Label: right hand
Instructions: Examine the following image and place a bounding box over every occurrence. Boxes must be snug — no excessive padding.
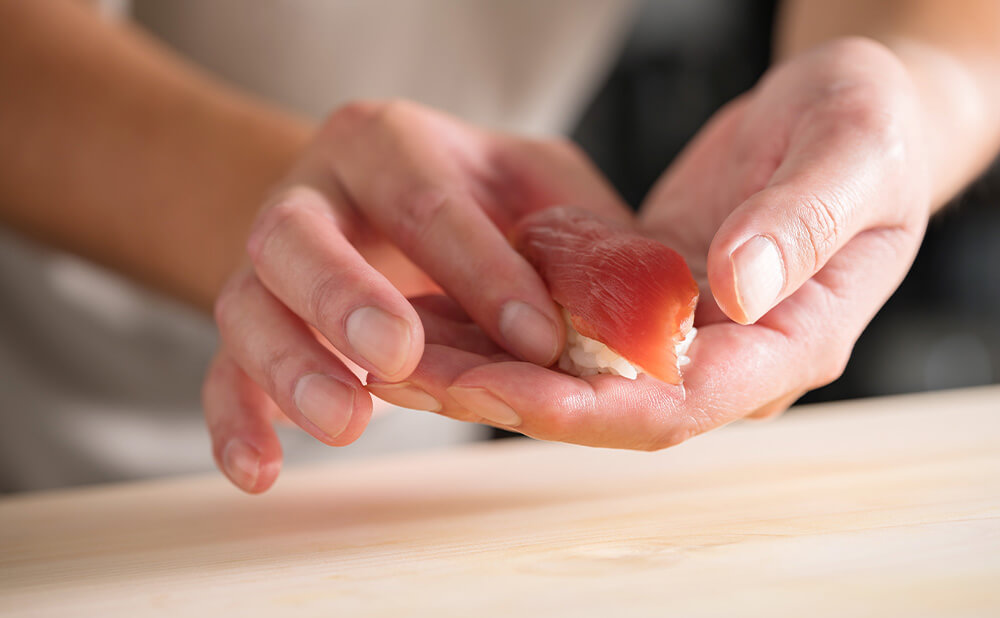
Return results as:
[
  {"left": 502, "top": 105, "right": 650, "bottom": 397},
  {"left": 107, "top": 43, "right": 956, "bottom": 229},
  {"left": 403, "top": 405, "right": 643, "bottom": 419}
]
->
[{"left": 202, "top": 100, "right": 629, "bottom": 493}]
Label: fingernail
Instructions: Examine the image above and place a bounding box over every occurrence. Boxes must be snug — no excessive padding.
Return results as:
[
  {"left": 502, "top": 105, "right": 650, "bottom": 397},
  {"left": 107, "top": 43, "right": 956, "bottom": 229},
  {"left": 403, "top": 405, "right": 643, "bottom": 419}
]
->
[
  {"left": 366, "top": 382, "right": 442, "bottom": 412},
  {"left": 346, "top": 306, "right": 412, "bottom": 377},
  {"left": 499, "top": 300, "right": 559, "bottom": 365},
  {"left": 447, "top": 386, "right": 521, "bottom": 427},
  {"left": 222, "top": 439, "right": 260, "bottom": 490},
  {"left": 731, "top": 235, "right": 785, "bottom": 324},
  {"left": 294, "top": 373, "right": 355, "bottom": 439}
]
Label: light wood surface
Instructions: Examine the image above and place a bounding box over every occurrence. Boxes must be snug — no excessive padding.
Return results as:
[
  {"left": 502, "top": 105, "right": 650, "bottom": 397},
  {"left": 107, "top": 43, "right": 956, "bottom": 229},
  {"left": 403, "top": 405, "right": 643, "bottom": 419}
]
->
[{"left": 2, "top": 386, "right": 999, "bottom": 617}]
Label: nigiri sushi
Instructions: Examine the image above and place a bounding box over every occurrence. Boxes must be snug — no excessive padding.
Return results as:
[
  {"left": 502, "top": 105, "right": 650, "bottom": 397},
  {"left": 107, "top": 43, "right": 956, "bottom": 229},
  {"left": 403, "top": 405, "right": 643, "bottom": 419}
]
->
[{"left": 511, "top": 207, "right": 699, "bottom": 385}]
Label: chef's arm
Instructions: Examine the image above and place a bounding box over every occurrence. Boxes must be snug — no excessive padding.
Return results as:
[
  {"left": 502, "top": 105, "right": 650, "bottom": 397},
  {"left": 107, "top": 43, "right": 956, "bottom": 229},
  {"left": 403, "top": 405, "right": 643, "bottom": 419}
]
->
[
  {"left": 0, "top": 0, "right": 311, "bottom": 310},
  {"left": 777, "top": 0, "right": 1000, "bottom": 209}
]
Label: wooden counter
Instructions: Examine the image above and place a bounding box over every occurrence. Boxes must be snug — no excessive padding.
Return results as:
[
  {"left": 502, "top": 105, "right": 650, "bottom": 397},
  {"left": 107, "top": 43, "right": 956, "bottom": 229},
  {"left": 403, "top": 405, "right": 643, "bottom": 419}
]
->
[{"left": 2, "top": 386, "right": 998, "bottom": 617}]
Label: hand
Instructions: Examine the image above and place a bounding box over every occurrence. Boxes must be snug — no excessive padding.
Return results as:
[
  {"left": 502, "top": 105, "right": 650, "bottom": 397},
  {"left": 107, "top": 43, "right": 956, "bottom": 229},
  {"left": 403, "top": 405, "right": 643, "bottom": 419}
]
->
[
  {"left": 202, "top": 100, "right": 630, "bottom": 492},
  {"left": 394, "top": 38, "right": 931, "bottom": 448}
]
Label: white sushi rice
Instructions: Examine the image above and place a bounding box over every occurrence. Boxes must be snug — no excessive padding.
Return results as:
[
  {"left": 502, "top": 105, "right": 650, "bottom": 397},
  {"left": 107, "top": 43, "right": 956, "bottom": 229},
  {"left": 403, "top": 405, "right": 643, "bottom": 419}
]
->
[{"left": 557, "top": 309, "right": 696, "bottom": 380}]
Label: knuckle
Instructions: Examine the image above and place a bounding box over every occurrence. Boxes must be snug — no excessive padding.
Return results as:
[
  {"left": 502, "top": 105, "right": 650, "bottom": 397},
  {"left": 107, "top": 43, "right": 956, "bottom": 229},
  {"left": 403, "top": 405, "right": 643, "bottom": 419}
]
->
[
  {"left": 793, "top": 190, "right": 844, "bottom": 272},
  {"left": 322, "top": 99, "right": 386, "bottom": 135},
  {"left": 325, "top": 98, "right": 425, "bottom": 138},
  {"left": 823, "top": 37, "right": 910, "bottom": 86},
  {"left": 213, "top": 272, "right": 256, "bottom": 331},
  {"left": 377, "top": 98, "right": 421, "bottom": 122},
  {"left": 305, "top": 271, "right": 348, "bottom": 328},
  {"left": 823, "top": 36, "right": 892, "bottom": 60},
  {"left": 814, "top": 75, "right": 907, "bottom": 161},
  {"left": 393, "top": 185, "right": 458, "bottom": 249},
  {"left": 260, "top": 346, "right": 296, "bottom": 398},
  {"left": 247, "top": 187, "right": 320, "bottom": 264},
  {"left": 832, "top": 93, "right": 902, "bottom": 152}
]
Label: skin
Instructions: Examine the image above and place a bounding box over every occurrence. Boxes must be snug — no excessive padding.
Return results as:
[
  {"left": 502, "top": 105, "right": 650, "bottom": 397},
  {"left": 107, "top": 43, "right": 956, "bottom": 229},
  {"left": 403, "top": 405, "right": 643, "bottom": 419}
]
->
[
  {"left": 2, "top": 1, "right": 999, "bottom": 492},
  {"left": 208, "top": 105, "right": 630, "bottom": 491},
  {"left": 378, "top": 12, "right": 1000, "bottom": 449},
  {"left": 0, "top": 0, "right": 310, "bottom": 308},
  {"left": 408, "top": 39, "right": 941, "bottom": 448}
]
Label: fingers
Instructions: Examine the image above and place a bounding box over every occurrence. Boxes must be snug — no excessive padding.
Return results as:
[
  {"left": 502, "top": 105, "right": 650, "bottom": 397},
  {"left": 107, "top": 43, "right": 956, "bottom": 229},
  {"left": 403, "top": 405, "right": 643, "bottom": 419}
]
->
[
  {"left": 707, "top": 90, "right": 923, "bottom": 324},
  {"left": 364, "top": 304, "right": 808, "bottom": 449},
  {"left": 365, "top": 300, "right": 505, "bottom": 420},
  {"left": 450, "top": 365, "right": 683, "bottom": 450},
  {"left": 323, "top": 102, "right": 566, "bottom": 366},
  {"left": 202, "top": 350, "right": 283, "bottom": 493},
  {"left": 409, "top": 224, "right": 920, "bottom": 450},
  {"left": 435, "top": 320, "right": 809, "bottom": 449},
  {"left": 251, "top": 100, "right": 632, "bottom": 372},
  {"left": 214, "top": 268, "right": 373, "bottom": 447},
  {"left": 442, "top": 322, "right": 790, "bottom": 450},
  {"left": 409, "top": 295, "right": 503, "bottom": 356},
  {"left": 247, "top": 185, "right": 424, "bottom": 382},
  {"left": 366, "top": 344, "right": 499, "bottom": 424}
]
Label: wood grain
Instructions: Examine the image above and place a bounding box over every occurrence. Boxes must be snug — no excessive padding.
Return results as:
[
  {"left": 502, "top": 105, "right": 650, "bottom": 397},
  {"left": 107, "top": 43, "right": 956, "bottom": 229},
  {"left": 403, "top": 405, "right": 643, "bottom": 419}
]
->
[{"left": 1, "top": 386, "right": 998, "bottom": 617}]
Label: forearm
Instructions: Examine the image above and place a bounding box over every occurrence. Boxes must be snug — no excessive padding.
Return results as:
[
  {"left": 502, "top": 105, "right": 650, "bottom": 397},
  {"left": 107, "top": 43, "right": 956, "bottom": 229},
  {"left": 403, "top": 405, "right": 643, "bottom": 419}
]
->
[
  {"left": 0, "top": 0, "right": 311, "bottom": 310},
  {"left": 776, "top": 0, "right": 1000, "bottom": 210}
]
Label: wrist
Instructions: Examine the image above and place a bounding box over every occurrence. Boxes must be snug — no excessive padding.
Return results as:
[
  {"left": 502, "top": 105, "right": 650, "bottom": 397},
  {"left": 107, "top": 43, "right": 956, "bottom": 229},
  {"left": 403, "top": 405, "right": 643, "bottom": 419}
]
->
[
  {"left": 812, "top": 36, "right": 1000, "bottom": 212},
  {"left": 194, "top": 98, "right": 312, "bottom": 310},
  {"left": 882, "top": 38, "right": 1000, "bottom": 211}
]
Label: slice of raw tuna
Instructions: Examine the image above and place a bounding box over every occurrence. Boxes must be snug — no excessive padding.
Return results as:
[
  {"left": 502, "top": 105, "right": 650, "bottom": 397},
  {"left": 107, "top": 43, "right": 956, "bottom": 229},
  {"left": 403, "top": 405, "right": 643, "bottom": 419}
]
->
[{"left": 511, "top": 206, "right": 699, "bottom": 385}]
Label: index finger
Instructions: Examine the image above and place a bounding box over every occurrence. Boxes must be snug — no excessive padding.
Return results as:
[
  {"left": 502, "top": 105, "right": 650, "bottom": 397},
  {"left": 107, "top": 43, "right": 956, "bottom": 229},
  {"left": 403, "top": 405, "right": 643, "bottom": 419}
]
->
[{"left": 324, "top": 102, "right": 568, "bottom": 367}]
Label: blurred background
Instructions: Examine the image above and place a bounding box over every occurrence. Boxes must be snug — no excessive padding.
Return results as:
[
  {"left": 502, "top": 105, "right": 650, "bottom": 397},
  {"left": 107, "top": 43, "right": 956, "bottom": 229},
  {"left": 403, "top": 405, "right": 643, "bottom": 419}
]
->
[{"left": 571, "top": 0, "right": 1000, "bottom": 406}]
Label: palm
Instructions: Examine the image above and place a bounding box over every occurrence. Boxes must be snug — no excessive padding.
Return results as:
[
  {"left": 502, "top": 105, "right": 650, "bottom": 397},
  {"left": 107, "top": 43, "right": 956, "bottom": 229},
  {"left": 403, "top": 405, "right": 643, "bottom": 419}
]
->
[{"left": 386, "top": 41, "right": 931, "bottom": 448}]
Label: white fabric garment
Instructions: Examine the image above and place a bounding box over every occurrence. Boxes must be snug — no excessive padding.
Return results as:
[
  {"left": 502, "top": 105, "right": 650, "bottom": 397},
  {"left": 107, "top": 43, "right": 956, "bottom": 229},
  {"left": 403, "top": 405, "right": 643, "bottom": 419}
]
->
[{"left": 0, "top": 0, "right": 636, "bottom": 492}]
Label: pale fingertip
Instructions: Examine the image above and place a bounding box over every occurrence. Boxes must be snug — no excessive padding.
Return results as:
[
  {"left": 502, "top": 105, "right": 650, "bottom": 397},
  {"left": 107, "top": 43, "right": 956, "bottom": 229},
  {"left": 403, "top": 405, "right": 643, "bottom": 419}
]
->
[
  {"left": 345, "top": 306, "right": 415, "bottom": 379},
  {"left": 498, "top": 300, "right": 561, "bottom": 366},
  {"left": 293, "top": 373, "right": 356, "bottom": 441},
  {"left": 222, "top": 439, "right": 261, "bottom": 493},
  {"left": 366, "top": 381, "right": 443, "bottom": 412},
  {"left": 446, "top": 386, "right": 522, "bottom": 427},
  {"left": 730, "top": 235, "right": 785, "bottom": 324}
]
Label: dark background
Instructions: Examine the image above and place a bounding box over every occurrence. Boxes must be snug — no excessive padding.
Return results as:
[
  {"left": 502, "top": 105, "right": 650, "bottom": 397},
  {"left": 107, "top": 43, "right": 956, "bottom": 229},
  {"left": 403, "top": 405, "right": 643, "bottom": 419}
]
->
[{"left": 560, "top": 0, "right": 999, "bottom": 420}]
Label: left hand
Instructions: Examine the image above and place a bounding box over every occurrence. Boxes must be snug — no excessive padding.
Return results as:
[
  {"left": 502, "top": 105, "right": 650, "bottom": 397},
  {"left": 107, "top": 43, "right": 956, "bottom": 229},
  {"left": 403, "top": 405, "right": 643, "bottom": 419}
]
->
[{"left": 380, "top": 38, "right": 933, "bottom": 448}]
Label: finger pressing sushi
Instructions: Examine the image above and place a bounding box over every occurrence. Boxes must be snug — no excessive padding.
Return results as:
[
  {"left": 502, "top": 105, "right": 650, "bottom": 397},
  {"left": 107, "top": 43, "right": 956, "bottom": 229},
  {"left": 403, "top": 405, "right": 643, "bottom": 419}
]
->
[
  {"left": 323, "top": 106, "right": 570, "bottom": 368},
  {"left": 703, "top": 90, "right": 920, "bottom": 326},
  {"left": 511, "top": 206, "right": 700, "bottom": 385},
  {"left": 439, "top": 221, "right": 919, "bottom": 450},
  {"left": 247, "top": 185, "right": 425, "bottom": 383}
]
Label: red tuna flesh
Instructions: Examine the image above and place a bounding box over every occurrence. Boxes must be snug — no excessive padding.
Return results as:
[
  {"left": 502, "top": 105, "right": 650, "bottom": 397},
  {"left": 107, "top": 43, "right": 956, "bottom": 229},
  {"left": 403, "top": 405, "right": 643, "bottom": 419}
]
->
[{"left": 512, "top": 206, "right": 699, "bottom": 384}]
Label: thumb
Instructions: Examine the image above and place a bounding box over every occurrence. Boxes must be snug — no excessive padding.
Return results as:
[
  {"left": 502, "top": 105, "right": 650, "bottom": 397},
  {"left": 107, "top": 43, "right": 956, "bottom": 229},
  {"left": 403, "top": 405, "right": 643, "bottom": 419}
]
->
[{"left": 707, "top": 102, "right": 917, "bottom": 324}]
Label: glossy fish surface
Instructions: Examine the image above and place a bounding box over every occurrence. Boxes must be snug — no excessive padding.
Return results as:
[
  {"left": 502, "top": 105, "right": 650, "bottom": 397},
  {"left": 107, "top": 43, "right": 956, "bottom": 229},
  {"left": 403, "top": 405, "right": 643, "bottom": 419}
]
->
[{"left": 512, "top": 207, "right": 699, "bottom": 384}]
